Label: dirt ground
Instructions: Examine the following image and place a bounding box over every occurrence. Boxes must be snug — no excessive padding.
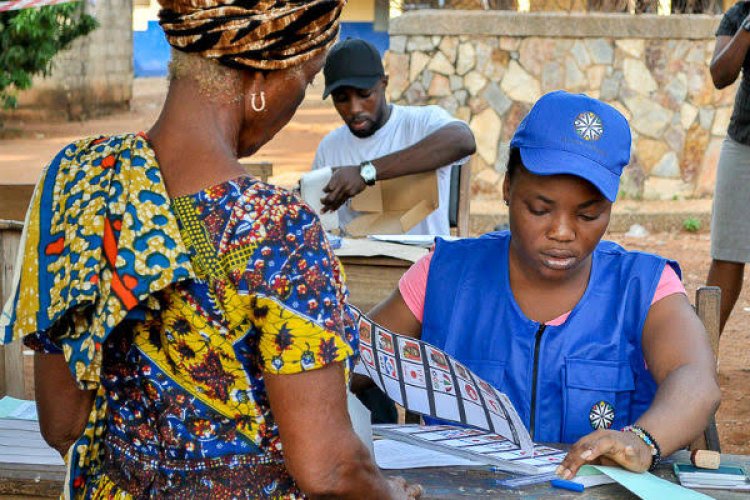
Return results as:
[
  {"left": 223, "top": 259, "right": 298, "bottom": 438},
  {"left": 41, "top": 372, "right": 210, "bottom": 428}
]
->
[
  {"left": 0, "top": 77, "right": 335, "bottom": 186},
  {"left": 1, "top": 77, "right": 748, "bottom": 454},
  {"left": 613, "top": 233, "right": 750, "bottom": 454}
]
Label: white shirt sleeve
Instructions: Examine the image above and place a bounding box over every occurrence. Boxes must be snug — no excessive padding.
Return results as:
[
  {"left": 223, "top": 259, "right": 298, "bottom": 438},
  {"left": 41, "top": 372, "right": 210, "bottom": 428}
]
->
[
  {"left": 312, "top": 136, "right": 331, "bottom": 170},
  {"left": 412, "top": 106, "right": 471, "bottom": 167},
  {"left": 311, "top": 143, "right": 325, "bottom": 171},
  {"left": 418, "top": 105, "right": 465, "bottom": 136}
]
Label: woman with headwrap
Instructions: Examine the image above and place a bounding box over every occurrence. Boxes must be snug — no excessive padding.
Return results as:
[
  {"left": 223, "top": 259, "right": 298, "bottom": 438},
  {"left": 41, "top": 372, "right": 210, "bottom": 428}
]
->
[{"left": 0, "top": 1, "right": 420, "bottom": 498}]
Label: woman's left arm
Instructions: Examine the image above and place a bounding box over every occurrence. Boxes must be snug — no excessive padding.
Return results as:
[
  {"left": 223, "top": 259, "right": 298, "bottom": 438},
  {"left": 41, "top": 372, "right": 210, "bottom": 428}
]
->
[
  {"left": 558, "top": 293, "right": 721, "bottom": 478},
  {"left": 34, "top": 353, "right": 96, "bottom": 456},
  {"left": 633, "top": 293, "right": 721, "bottom": 455}
]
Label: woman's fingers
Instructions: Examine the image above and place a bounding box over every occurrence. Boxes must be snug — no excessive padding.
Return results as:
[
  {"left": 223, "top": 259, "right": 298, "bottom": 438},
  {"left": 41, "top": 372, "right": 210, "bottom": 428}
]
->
[
  {"left": 387, "top": 477, "right": 423, "bottom": 500},
  {"left": 321, "top": 185, "right": 344, "bottom": 212},
  {"left": 406, "top": 483, "right": 424, "bottom": 499},
  {"left": 557, "top": 431, "right": 626, "bottom": 478},
  {"left": 557, "top": 430, "right": 651, "bottom": 479},
  {"left": 558, "top": 431, "right": 616, "bottom": 479}
]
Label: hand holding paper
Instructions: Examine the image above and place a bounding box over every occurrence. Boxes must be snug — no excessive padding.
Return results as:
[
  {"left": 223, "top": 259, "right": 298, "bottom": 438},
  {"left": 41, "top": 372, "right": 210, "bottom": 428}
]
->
[
  {"left": 556, "top": 429, "right": 653, "bottom": 480},
  {"left": 299, "top": 168, "right": 340, "bottom": 231},
  {"left": 321, "top": 166, "right": 367, "bottom": 212},
  {"left": 352, "top": 307, "right": 533, "bottom": 452}
]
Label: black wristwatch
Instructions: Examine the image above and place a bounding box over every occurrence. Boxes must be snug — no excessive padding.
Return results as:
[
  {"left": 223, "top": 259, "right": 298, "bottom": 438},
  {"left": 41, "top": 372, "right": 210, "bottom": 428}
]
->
[{"left": 742, "top": 16, "right": 750, "bottom": 33}]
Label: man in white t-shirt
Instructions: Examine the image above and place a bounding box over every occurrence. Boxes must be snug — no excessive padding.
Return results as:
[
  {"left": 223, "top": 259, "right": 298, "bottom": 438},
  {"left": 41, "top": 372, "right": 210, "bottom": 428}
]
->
[{"left": 312, "top": 38, "right": 476, "bottom": 235}]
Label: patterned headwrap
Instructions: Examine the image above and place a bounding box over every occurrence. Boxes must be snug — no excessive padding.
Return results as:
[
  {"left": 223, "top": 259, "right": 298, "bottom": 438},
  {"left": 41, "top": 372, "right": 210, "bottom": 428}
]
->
[{"left": 158, "top": 0, "right": 345, "bottom": 71}]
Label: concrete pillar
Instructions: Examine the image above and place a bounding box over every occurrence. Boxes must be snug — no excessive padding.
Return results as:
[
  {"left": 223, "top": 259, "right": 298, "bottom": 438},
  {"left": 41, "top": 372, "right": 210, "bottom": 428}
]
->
[{"left": 11, "top": 0, "right": 134, "bottom": 121}]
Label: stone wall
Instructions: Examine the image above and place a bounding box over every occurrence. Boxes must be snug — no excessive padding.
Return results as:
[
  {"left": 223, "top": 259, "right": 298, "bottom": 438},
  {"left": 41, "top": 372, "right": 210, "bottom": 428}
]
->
[
  {"left": 9, "top": 0, "right": 133, "bottom": 121},
  {"left": 385, "top": 11, "right": 733, "bottom": 200}
]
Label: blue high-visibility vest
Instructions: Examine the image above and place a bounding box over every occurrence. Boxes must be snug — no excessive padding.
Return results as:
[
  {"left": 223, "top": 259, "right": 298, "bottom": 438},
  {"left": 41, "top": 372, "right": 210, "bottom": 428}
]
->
[{"left": 421, "top": 231, "right": 679, "bottom": 443}]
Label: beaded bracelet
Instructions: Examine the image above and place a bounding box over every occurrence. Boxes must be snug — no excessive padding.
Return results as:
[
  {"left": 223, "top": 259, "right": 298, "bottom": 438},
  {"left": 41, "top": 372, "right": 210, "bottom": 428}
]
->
[{"left": 622, "top": 424, "right": 662, "bottom": 471}]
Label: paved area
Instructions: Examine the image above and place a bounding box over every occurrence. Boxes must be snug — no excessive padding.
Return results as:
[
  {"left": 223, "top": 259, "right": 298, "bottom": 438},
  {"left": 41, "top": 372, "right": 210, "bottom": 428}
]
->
[{"left": 1, "top": 77, "right": 713, "bottom": 235}]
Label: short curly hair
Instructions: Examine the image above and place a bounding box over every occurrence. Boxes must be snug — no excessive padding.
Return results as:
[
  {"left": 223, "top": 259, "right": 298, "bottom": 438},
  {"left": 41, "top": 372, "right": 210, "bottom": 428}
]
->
[
  {"left": 168, "top": 49, "right": 308, "bottom": 103},
  {"left": 168, "top": 49, "right": 241, "bottom": 102}
]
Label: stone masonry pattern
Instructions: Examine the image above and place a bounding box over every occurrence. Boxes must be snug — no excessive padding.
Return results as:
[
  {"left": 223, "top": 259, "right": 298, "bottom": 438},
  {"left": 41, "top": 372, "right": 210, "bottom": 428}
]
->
[{"left": 386, "top": 13, "right": 736, "bottom": 200}]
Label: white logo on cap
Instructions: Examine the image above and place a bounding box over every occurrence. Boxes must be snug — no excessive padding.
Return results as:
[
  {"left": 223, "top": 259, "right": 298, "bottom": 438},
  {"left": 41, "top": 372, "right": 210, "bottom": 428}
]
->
[{"left": 574, "top": 112, "right": 603, "bottom": 141}]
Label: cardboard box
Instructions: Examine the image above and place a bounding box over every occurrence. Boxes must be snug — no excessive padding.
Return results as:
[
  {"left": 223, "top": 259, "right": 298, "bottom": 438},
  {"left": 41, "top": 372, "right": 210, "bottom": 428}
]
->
[{"left": 346, "top": 171, "right": 438, "bottom": 236}]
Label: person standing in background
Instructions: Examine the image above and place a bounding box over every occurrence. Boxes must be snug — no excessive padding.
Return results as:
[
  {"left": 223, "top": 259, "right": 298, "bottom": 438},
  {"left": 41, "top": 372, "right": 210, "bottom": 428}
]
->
[{"left": 707, "top": 1, "right": 750, "bottom": 334}]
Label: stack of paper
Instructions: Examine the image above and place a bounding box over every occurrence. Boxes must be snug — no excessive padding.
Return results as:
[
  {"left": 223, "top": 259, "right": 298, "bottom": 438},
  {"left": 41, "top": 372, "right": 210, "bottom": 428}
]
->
[
  {"left": 0, "top": 396, "right": 37, "bottom": 420},
  {"left": 675, "top": 463, "right": 750, "bottom": 491},
  {"left": 0, "top": 396, "right": 64, "bottom": 467},
  {"left": 367, "top": 235, "right": 460, "bottom": 247},
  {"left": 374, "top": 424, "right": 565, "bottom": 475}
]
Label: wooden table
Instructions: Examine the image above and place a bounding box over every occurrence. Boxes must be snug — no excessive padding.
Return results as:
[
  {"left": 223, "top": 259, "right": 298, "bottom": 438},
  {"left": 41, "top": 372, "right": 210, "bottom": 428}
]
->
[
  {"left": 0, "top": 463, "right": 64, "bottom": 498},
  {"left": 239, "top": 160, "right": 273, "bottom": 182},
  {"left": 383, "top": 450, "right": 750, "bottom": 499},
  {"left": 5, "top": 450, "right": 747, "bottom": 498},
  {"left": 335, "top": 239, "right": 428, "bottom": 313},
  {"left": 337, "top": 255, "right": 415, "bottom": 312}
]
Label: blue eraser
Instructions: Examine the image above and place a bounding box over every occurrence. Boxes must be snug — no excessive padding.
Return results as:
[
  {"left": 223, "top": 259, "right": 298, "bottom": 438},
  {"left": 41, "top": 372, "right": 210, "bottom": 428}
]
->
[
  {"left": 326, "top": 233, "right": 342, "bottom": 249},
  {"left": 550, "top": 479, "right": 585, "bottom": 492}
]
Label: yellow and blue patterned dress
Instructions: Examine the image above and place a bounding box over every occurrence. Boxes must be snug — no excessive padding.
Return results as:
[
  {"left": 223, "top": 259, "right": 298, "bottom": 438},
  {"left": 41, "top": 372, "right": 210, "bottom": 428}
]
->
[{"left": 1, "top": 133, "right": 356, "bottom": 498}]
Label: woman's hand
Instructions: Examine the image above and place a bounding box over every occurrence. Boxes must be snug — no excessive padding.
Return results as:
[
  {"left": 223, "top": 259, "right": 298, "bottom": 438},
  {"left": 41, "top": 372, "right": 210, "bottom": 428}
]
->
[
  {"left": 556, "top": 429, "right": 652, "bottom": 480},
  {"left": 386, "top": 477, "right": 423, "bottom": 499}
]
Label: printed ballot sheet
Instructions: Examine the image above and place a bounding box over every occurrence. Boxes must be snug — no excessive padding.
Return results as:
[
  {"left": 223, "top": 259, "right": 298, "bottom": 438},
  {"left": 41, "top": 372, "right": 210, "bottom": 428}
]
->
[
  {"left": 374, "top": 424, "right": 566, "bottom": 475},
  {"left": 354, "top": 309, "right": 534, "bottom": 452}
]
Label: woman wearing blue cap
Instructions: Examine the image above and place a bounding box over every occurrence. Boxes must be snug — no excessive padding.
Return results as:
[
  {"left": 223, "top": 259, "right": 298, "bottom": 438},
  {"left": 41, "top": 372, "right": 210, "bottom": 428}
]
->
[{"left": 369, "top": 91, "right": 720, "bottom": 478}]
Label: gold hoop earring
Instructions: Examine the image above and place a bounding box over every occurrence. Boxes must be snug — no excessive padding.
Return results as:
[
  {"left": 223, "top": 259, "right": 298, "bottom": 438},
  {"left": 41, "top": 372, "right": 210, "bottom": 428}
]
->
[{"left": 250, "top": 91, "right": 266, "bottom": 112}]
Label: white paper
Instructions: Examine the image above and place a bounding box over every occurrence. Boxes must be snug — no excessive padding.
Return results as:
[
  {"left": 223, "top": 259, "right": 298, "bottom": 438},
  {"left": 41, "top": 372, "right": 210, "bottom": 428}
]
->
[
  {"left": 0, "top": 396, "right": 38, "bottom": 420},
  {"left": 374, "top": 439, "right": 483, "bottom": 469},
  {"left": 368, "top": 234, "right": 460, "bottom": 247},
  {"left": 374, "top": 424, "right": 565, "bottom": 475},
  {"left": 576, "top": 474, "right": 617, "bottom": 488},
  {"left": 0, "top": 418, "right": 64, "bottom": 466},
  {"left": 335, "top": 238, "right": 428, "bottom": 263},
  {"left": 347, "top": 391, "right": 374, "bottom": 458},
  {"left": 300, "top": 167, "right": 340, "bottom": 231}
]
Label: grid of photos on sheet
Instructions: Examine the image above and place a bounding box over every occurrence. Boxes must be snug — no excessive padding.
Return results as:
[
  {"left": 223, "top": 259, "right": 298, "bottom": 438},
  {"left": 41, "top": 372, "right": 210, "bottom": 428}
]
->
[
  {"left": 353, "top": 308, "right": 533, "bottom": 452},
  {"left": 375, "top": 424, "right": 566, "bottom": 473}
]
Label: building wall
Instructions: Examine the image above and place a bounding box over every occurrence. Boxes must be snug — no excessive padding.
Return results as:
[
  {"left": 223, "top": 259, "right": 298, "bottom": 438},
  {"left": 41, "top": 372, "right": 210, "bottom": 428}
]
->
[
  {"left": 132, "top": 0, "right": 388, "bottom": 77},
  {"left": 11, "top": 0, "right": 134, "bottom": 121},
  {"left": 342, "top": 0, "right": 376, "bottom": 21},
  {"left": 386, "top": 11, "right": 731, "bottom": 200}
]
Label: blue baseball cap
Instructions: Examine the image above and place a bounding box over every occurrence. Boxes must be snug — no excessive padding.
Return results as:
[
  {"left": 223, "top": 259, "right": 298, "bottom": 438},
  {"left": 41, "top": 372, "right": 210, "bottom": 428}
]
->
[{"left": 509, "top": 90, "right": 631, "bottom": 202}]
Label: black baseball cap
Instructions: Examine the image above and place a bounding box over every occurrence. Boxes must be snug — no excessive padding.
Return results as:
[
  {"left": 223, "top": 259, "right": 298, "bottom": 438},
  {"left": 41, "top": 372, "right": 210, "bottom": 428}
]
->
[{"left": 323, "top": 38, "right": 384, "bottom": 99}]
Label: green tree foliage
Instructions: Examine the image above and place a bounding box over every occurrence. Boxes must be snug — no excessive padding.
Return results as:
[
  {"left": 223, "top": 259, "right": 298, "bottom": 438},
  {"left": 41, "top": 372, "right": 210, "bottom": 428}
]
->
[{"left": 0, "top": 2, "right": 97, "bottom": 109}]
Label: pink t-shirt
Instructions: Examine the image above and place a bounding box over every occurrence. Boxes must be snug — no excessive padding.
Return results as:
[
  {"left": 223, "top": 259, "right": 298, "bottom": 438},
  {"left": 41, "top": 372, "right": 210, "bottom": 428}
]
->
[{"left": 398, "top": 251, "right": 686, "bottom": 325}]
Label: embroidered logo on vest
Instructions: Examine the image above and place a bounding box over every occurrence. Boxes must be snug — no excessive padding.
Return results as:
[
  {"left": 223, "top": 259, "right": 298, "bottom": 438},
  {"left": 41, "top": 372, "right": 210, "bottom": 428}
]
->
[{"left": 589, "top": 400, "right": 615, "bottom": 430}]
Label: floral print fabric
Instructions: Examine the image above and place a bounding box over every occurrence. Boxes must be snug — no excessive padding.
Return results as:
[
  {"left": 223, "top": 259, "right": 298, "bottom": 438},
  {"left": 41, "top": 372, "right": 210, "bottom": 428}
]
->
[{"left": 7, "top": 135, "right": 357, "bottom": 498}]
